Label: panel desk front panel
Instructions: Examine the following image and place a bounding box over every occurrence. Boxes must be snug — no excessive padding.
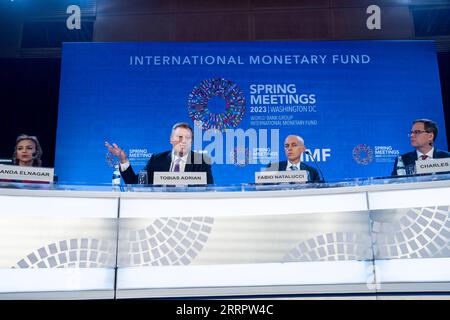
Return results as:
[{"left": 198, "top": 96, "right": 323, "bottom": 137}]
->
[
  {"left": 0, "top": 188, "right": 119, "bottom": 299},
  {"left": 117, "top": 189, "right": 373, "bottom": 298}
]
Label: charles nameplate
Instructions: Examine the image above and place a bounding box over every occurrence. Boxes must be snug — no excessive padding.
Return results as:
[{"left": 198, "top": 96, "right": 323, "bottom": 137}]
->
[
  {"left": 0, "top": 164, "right": 54, "bottom": 183},
  {"left": 415, "top": 158, "right": 450, "bottom": 174},
  {"left": 255, "top": 170, "right": 308, "bottom": 184},
  {"left": 153, "top": 172, "right": 207, "bottom": 185}
]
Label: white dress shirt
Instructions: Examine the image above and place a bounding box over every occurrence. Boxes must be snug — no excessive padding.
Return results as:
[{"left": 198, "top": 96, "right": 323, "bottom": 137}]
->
[
  {"left": 119, "top": 150, "right": 189, "bottom": 172},
  {"left": 416, "top": 147, "right": 434, "bottom": 161},
  {"left": 287, "top": 160, "right": 301, "bottom": 171}
]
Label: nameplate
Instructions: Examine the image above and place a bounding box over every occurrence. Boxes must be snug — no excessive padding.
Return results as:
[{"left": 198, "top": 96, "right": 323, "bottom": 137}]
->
[
  {"left": 415, "top": 158, "right": 450, "bottom": 174},
  {"left": 0, "top": 164, "right": 54, "bottom": 183},
  {"left": 255, "top": 171, "right": 308, "bottom": 184},
  {"left": 153, "top": 172, "right": 207, "bottom": 185}
]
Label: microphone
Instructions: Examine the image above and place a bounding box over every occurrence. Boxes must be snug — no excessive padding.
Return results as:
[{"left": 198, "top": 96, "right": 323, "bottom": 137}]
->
[
  {"left": 32, "top": 152, "right": 37, "bottom": 159},
  {"left": 305, "top": 150, "right": 325, "bottom": 183}
]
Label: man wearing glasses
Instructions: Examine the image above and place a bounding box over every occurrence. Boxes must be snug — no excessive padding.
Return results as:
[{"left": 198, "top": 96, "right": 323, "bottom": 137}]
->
[
  {"left": 105, "top": 122, "right": 214, "bottom": 184},
  {"left": 266, "top": 135, "right": 321, "bottom": 182},
  {"left": 392, "top": 119, "right": 450, "bottom": 176}
]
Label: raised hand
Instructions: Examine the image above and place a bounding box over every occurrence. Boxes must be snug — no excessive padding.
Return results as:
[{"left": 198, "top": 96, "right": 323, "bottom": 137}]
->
[{"left": 105, "top": 141, "right": 129, "bottom": 164}]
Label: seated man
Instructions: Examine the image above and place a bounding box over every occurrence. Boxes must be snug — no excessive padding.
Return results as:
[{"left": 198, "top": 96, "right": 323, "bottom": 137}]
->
[
  {"left": 392, "top": 118, "right": 450, "bottom": 176},
  {"left": 105, "top": 122, "right": 214, "bottom": 184},
  {"left": 266, "top": 135, "right": 321, "bottom": 183}
]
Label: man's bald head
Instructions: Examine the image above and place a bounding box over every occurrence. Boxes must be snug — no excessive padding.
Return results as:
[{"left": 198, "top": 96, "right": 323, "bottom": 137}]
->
[{"left": 284, "top": 135, "right": 306, "bottom": 163}]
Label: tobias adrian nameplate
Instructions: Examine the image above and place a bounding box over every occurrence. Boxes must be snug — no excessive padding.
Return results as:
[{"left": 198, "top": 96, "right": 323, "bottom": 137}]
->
[{"left": 153, "top": 172, "right": 207, "bottom": 185}]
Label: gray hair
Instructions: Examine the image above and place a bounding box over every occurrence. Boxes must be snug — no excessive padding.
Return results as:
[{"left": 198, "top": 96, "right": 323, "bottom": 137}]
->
[{"left": 171, "top": 122, "right": 194, "bottom": 138}]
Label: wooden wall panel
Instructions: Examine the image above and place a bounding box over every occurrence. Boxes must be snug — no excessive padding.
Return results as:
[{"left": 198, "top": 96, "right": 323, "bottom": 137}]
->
[
  {"left": 175, "top": 13, "right": 250, "bottom": 41},
  {"left": 94, "top": 15, "right": 174, "bottom": 41},
  {"left": 331, "top": 0, "right": 411, "bottom": 8},
  {"left": 333, "top": 7, "right": 413, "bottom": 39},
  {"left": 93, "top": 0, "right": 416, "bottom": 41},
  {"left": 97, "top": 0, "right": 173, "bottom": 15},
  {"left": 254, "top": 10, "right": 331, "bottom": 40},
  {"left": 252, "top": 0, "right": 330, "bottom": 9},
  {"left": 173, "top": 0, "right": 250, "bottom": 12}
]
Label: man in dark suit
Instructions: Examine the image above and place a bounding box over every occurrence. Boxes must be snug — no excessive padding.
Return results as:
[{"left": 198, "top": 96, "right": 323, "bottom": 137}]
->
[
  {"left": 105, "top": 122, "right": 213, "bottom": 184},
  {"left": 392, "top": 119, "right": 450, "bottom": 176},
  {"left": 266, "top": 135, "right": 321, "bottom": 183}
]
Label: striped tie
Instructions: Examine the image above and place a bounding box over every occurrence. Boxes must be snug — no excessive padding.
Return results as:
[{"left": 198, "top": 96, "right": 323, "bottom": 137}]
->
[
  {"left": 290, "top": 165, "right": 298, "bottom": 171},
  {"left": 420, "top": 155, "right": 428, "bottom": 160}
]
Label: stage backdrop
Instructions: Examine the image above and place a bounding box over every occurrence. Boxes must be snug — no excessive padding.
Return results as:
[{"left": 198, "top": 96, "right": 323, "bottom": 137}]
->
[{"left": 55, "top": 41, "right": 447, "bottom": 185}]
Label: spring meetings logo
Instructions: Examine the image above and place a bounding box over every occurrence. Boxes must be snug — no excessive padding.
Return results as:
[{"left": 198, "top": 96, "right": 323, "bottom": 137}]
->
[
  {"left": 353, "top": 144, "right": 400, "bottom": 165},
  {"left": 188, "top": 78, "right": 246, "bottom": 131},
  {"left": 352, "top": 144, "right": 374, "bottom": 165}
]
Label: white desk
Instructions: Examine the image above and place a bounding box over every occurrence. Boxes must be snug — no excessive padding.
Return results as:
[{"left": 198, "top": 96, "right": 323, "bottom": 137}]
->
[
  {"left": 0, "top": 186, "right": 119, "bottom": 299},
  {"left": 0, "top": 175, "right": 449, "bottom": 299}
]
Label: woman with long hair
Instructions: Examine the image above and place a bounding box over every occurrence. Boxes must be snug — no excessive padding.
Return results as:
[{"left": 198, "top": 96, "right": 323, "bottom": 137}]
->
[{"left": 12, "top": 134, "right": 43, "bottom": 167}]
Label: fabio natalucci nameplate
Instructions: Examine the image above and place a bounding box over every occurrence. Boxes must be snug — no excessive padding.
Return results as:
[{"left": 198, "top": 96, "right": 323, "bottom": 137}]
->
[
  {"left": 415, "top": 158, "right": 450, "bottom": 174},
  {"left": 255, "top": 171, "right": 308, "bottom": 184},
  {"left": 153, "top": 172, "right": 207, "bottom": 185},
  {"left": 0, "top": 164, "right": 54, "bottom": 183}
]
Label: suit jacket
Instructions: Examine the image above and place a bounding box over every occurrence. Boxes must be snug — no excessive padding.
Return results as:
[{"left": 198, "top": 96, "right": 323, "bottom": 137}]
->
[
  {"left": 391, "top": 149, "right": 450, "bottom": 176},
  {"left": 120, "top": 150, "right": 214, "bottom": 185},
  {"left": 266, "top": 161, "right": 322, "bottom": 183}
]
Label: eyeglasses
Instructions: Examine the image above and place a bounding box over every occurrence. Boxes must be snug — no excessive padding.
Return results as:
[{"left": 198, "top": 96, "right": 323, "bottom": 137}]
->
[{"left": 408, "top": 130, "right": 429, "bottom": 137}]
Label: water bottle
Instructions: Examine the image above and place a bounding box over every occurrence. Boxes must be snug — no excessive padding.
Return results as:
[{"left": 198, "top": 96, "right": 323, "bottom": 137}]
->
[
  {"left": 396, "top": 156, "right": 406, "bottom": 176},
  {"left": 112, "top": 164, "right": 121, "bottom": 186},
  {"left": 138, "top": 170, "right": 148, "bottom": 185}
]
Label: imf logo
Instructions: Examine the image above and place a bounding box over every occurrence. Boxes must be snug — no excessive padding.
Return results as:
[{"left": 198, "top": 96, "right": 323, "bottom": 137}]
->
[
  {"left": 188, "top": 78, "right": 246, "bottom": 131},
  {"left": 352, "top": 144, "right": 374, "bottom": 165}
]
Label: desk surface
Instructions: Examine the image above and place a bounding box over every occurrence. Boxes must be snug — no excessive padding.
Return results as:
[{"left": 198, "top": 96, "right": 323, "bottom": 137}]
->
[{"left": 1, "top": 173, "right": 450, "bottom": 199}]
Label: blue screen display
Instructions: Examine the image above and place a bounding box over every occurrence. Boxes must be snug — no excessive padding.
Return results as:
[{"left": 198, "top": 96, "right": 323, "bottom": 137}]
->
[{"left": 55, "top": 41, "right": 447, "bottom": 185}]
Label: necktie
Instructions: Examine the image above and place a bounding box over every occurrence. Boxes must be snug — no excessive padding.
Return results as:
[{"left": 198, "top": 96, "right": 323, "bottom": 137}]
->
[
  {"left": 420, "top": 155, "right": 428, "bottom": 160},
  {"left": 173, "top": 158, "right": 181, "bottom": 172},
  {"left": 290, "top": 165, "right": 298, "bottom": 171}
]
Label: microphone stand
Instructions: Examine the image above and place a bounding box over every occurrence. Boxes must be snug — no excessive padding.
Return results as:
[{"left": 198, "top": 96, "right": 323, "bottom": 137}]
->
[{"left": 305, "top": 150, "right": 325, "bottom": 183}]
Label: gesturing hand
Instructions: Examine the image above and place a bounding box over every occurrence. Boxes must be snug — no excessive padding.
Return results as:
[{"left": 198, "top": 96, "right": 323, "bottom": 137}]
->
[{"left": 105, "top": 141, "right": 129, "bottom": 164}]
